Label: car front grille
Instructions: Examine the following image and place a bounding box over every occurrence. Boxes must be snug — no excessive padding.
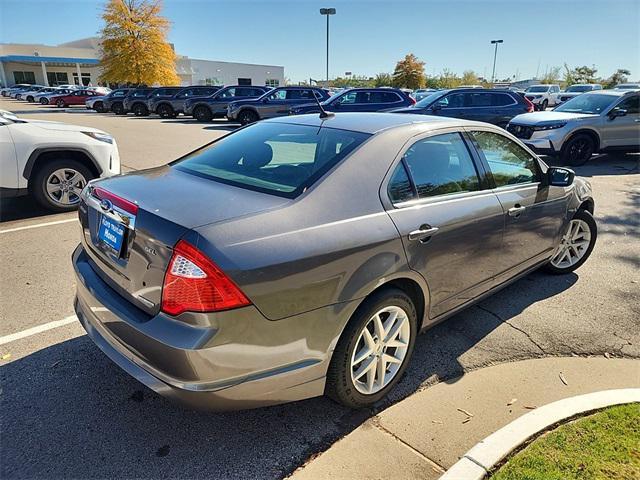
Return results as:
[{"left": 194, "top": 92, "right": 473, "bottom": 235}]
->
[{"left": 507, "top": 124, "right": 534, "bottom": 140}]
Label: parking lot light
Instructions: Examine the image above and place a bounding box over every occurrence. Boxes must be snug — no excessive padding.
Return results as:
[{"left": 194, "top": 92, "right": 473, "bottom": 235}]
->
[
  {"left": 490, "top": 39, "right": 504, "bottom": 85},
  {"left": 320, "top": 8, "right": 336, "bottom": 83}
]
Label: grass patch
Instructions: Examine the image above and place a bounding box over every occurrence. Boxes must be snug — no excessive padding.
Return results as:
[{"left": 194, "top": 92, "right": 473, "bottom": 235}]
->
[{"left": 491, "top": 403, "right": 640, "bottom": 480}]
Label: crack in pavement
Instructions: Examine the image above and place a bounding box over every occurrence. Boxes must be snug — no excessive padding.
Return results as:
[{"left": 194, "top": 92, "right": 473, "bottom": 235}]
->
[{"left": 475, "top": 305, "right": 547, "bottom": 354}]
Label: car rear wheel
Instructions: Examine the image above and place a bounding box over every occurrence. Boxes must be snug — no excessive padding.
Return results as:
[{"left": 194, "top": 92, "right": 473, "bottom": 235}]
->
[
  {"left": 325, "top": 288, "right": 417, "bottom": 408},
  {"left": 31, "top": 159, "right": 94, "bottom": 212},
  {"left": 27, "top": 96, "right": 34, "bottom": 102},
  {"left": 40, "top": 98, "right": 48, "bottom": 105},
  {"left": 561, "top": 134, "right": 595, "bottom": 166},
  {"left": 157, "top": 104, "right": 175, "bottom": 118},
  {"left": 194, "top": 105, "right": 213, "bottom": 122},
  {"left": 56, "top": 99, "right": 66, "bottom": 108},
  {"left": 544, "top": 209, "right": 597, "bottom": 275},
  {"left": 112, "top": 102, "right": 125, "bottom": 115},
  {"left": 540, "top": 99, "right": 548, "bottom": 111},
  {"left": 132, "top": 103, "right": 149, "bottom": 116},
  {"left": 238, "top": 109, "right": 259, "bottom": 125},
  {"left": 94, "top": 102, "right": 104, "bottom": 113}
]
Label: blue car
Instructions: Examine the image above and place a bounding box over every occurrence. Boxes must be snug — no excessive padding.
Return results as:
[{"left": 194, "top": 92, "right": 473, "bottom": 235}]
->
[
  {"left": 290, "top": 88, "right": 415, "bottom": 115},
  {"left": 391, "top": 88, "right": 534, "bottom": 128}
]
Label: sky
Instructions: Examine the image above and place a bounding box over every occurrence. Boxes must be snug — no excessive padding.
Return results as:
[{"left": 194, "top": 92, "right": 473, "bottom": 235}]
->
[{"left": 1, "top": 0, "right": 639, "bottom": 83}]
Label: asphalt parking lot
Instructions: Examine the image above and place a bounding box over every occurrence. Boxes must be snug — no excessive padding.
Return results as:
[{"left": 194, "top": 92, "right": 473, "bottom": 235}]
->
[{"left": 1, "top": 99, "right": 639, "bottom": 479}]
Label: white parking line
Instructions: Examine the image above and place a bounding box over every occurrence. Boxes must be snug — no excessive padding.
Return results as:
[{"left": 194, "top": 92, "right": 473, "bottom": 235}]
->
[
  {"left": 0, "top": 315, "right": 78, "bottom": 346},
  {"left": 0, "top": 218, "right": 77, "bottom": 234}
]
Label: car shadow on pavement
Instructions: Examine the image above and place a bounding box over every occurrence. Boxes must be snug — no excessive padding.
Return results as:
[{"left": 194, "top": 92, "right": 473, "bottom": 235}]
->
[
  {"left": 1, "top": 271, "right": 577, "bottom": 480},
  {"left": 0, "top": 196, "right": 67, "bottom": 223},
  {"left": 545, "top": 152, "right": 639, "bottom": 176}
]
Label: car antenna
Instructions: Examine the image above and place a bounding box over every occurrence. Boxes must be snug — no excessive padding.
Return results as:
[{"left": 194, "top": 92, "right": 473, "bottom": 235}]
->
[{"left": 313, "top": 91, "right": 334, "bottom": 119}]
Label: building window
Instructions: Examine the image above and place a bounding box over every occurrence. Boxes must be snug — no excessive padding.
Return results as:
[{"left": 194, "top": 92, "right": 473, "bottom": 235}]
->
[
  {"left": 237, "top": 78, "right": 252, "bottom": 86},
  {"left": 265, "top": 79, "right": 280, "bottom": 87},
  {"left": 13, "top": 71, "right": 36, "bottom": 84},
  {"left": 47, "top": 72, "right": 69, "bottom": 86},
  {"left": 72, "top": 72, "right": 92, "bottom": 86}
]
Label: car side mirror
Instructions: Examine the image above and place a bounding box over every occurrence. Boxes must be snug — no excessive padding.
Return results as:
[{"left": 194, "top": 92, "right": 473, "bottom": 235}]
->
[
  {"left": 548, "top": 167, "right": 575, "bottom": 187},
  {"left": 608, "top": 107, "right": 627, "bottom": 119},
  {"left": 431, "top": 103, "right": 443, "bottom": 112}
]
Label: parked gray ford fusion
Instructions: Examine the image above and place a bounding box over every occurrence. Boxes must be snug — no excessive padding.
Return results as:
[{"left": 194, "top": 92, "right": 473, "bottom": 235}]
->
[{"left": 73, "top": 112, "right": 597, "bottom": 410}]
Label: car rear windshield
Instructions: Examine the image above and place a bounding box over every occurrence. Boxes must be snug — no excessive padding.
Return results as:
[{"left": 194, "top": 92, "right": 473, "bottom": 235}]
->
[
  {"left": 554, "top": 94, "right": 618, "bottom": 114},
  {"left": 173, "top": 122, "right": 371, "bottom": 198}
]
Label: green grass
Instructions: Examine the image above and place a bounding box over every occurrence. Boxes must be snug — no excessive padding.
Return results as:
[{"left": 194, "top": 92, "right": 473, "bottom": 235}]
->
[{"left": 491, "top": 403, "right": 640, "bottom": 480}]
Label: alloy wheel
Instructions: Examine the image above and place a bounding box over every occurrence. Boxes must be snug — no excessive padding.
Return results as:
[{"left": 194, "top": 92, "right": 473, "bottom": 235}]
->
[
  {"left": 567, "top": 138, "right": 592, "bottom": 164},
  {"left": 550, "top": 219, "right": 591, "bottom": 269},
  {"left": 45, "top": 168, "right": 87, "bottom": 206},
  {"left": 350, "top": 306, "right": 411, "bottom": 395}
]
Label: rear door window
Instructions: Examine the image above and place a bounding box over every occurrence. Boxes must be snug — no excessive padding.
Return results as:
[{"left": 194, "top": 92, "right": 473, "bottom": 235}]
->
[{"left": 491, "top": 93, "right": 516, "bottom": 106}]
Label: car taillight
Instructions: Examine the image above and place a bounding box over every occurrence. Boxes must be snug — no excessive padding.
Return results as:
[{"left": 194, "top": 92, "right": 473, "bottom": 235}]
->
[
  {"left": 93, "top": 186, "right": 138, "bottom": 215},
  {"left": 409, "top": 97, "right": 416, "bottom": 105},
  {"left": 524, "top": 97, "right": 535, "bottom": 113},
  {"left": 161, "top": 240, "right": 251, "bottom": 316}
]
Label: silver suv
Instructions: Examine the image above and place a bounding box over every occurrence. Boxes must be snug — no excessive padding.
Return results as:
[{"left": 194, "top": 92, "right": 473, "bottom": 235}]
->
[{"left": 507, "top": 89, "right": 640, "bottom": 165}]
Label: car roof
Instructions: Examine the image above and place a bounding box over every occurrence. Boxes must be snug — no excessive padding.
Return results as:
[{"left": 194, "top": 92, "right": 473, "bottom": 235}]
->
[
  {"left": 583, "top": 89, "right": 634, "bottom": 97},
  {"left": 266, "top": 112, "right": 486, "bottom": 134}
]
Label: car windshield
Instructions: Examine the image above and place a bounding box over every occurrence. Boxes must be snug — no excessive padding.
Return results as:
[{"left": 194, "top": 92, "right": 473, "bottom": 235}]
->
[
  {"left": 526, "top": 86, "right": 549, "bottom": 92},
  {"left": 174, "top": 122, "right": 371, "bottom": 197},
  {"left": 414, "top": 91, "right": 446, "bottom": 108},
  {"left": 566, "top": 85, "right": 592, "bottom": 92},
  {"left": 616, "top": 84, "right": 640, "bottom": 90},
  {"left": 554, "top": 93, "right": 618, "bottom": 114}
]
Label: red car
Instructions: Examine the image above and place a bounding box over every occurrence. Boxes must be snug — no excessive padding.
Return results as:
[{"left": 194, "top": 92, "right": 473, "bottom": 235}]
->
[{"left": 49, "top": 89, "right": 101, "bottom": 108}]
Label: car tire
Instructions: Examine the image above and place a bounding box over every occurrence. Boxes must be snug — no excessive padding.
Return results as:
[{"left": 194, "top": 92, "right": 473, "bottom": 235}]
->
[
  {"left": 56, "top": 99, "right": 66, "bottom": 108},
  {"left": 561, "top": 133, "right": 596, "bottom": 166},
  {"left": 325, "top": 288, "right": 418, "bottom": 409},
  {"left": 157, "top": 104, "right": 175, "bottom": 119},
  {"left": 30, "top": 159, "right": 94, "bottom": 212},
  {"left": 40, "top": 98, "right": 48, "bottom": 105},
  {"left": 540, "top": 99, "right": 548, "bottom": 111},
  {"left": 194, "top": 105, "right": 213, "bottom": 122},
  {"left": 238, "top": 109, "right": 259, "bottom": 125},
  {"left": 544, "top": 209, "right": 597, "bottom": 275},
  {"left": 94, "top": 102, "right": 104, "bottom": 113},
  {"left": 112, "top": 102, "right": 125, "bottom": 115},
  {"left": 132, "top": 103, "right": 148, "bottom": 116},
  {"left": 27, "top": 96, "right": 34, "bottom": 102}
]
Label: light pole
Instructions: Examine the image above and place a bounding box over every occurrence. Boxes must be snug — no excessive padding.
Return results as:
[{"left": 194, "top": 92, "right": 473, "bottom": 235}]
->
[
  {"left": 490, "top": 39, "right": 503, "bottom": 85},
  {"left": 320, "top": 8, "right": 336, "bottom": 84}
]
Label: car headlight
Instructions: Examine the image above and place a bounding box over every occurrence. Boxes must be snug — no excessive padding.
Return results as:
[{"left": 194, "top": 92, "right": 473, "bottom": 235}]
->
[
  {"left": 533, "top": 122, "right": 567, "bottom": 131},
  {"left": 82, "top": 131, "right": 114, "bottom": 144}
]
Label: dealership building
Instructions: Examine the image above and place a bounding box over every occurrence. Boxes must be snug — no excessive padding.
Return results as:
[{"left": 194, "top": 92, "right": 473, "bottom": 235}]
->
[{"left": 0, "top": 37, "right": 284, "bottom": 88}]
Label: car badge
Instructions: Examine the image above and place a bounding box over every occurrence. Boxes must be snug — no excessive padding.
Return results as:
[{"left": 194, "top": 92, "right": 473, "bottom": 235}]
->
[{"left": 100, "top": 199, "right": 113, "bottom": 211}]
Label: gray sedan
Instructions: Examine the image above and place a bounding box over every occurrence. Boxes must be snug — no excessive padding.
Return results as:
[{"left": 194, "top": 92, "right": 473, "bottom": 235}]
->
[{"left": 73, "top": 113, "right": 597, "bottom": 410}]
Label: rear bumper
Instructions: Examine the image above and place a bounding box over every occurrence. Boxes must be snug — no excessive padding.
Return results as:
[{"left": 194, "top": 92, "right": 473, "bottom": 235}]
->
[{"left": 73, "top": 245, "right": 342, "bottom": 410}]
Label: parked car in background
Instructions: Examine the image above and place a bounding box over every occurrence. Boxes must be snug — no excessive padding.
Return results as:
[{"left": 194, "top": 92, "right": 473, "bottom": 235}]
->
[
  {"left": 71, "top": 112, "right": 596, "bottom": 410},
  {"left": 102, "top": 88, "right": 133, "bottom": 113},
  {"left": 524, "top": 84, "right": 561, "bottom": 110},
  {"left": 49, "top": 89, "right": 103, "bottom": 108},
  {"left": 557, "top": 84, "right": 602, "bottom": 104},
  {"left": 0, "top": 109, "right": 120, "bottom": 211},
  {"left": 392, "top": 88, "right": 533, "bottom": 128},
  {"left": 118, "top": 87, "right": 156, "bottom": 115},
  {"left": 15, "top": 86, "right": 46, "bottom": 100},
  {"left": 226, "top": 86, "right": 330, "bottom": 124},
  {"left": 24, "top": 87, "right": 58, "bottom": 102},
  {"left": 144, "top": 86, "right": 184, "bottom": 114},
  {"left": 149, "top": 86, "right": 222, "bottom": 118},
  {"left": 1, "top": 84, "right": 32, "bottom": 97},
  {"left": 36, "top": 88, "right": 75, "bottom": 104},
  {"left": 10, "top": 85, "right": 43, "bottom": 98},
  {"left": 507, "top": 89, "right": 639, "bottom": 165},
  {"left": 614, "top": 83, "right": 640, "bottom": 90},
  {"left": 413, "top": 88, "right": 438, "bottom": 101},
  {"left": 184, "top": 86, "right": 270, "bottom": 122},
  {"left": 290, "top": 88, "right": 415, "bottom": 115},
  {"left": 85, "top": 95, "right": 108, "bottom": 112},
  {"left": 57, "top": 84, "right": 80, "bottom": 90},
  {"left": 86, "top": 86, "right": 111, "bottom": 95}
]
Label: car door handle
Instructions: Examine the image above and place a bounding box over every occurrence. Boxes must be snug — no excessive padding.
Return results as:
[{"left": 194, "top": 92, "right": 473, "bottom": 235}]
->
[
  {"left": 408, "top": 225, "right": 439, "bottom": 242},
  {"left": 508, "top": 205, "right": 526, "bottom": 217}
]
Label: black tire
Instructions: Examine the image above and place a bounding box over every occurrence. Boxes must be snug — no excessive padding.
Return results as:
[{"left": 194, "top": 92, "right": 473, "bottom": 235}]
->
[
  {"left": 238, "top": 109, "right": 259, "bottom": 125},
  {"left": 112, "top": 102, "right": 125, "bottom": 115},
  {"left": 56, "top": 99, "right": 66, "bottom": 108},
  {"left": 561, "top": 133, "right": 596, "bottom": 166},
  {"left": 194, "top": 105, "right": 213, "bottom": 122},
  {"left": 40, "top": 98, "right": 48, "bottom": 105},
  {"left": 544, "top": 209, "right": 597, "bottom": 275},
  {"left": 27, "top": 96, "right": 34, "bottom": 102},
  {"left": 325, "top": 288, "right": 418, "bottom": 409},
  {"left": 30, "top": 159, "right": 94, "bottom": 212},
  {"left": 157, "top": 104, "right": 175, "bottom": 118},
  {"left": 132, "top": 103, "right": 148, "bottom": 116},
  {"left": 94, "top": 102, "right": 104, "bottom": 113},
  {"left": 540, "top": 99, "right": 548, "bottom": 111}
]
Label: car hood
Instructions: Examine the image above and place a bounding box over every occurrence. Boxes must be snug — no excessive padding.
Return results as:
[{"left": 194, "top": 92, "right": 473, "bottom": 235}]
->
[
  {"left": 509, "top": 111, "right": 597, "bottom": 125},
  {"left": 386, "top": 106, "right": 419, "bottom": 113},
  {"left": 18, "top": 118, "right": 107, "bottom": 135}
]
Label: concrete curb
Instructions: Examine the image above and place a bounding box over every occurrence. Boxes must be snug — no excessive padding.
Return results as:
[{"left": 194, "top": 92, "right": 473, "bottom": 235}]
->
[{"left": 441, "top": 388, "right": 640, "bottom": 480}]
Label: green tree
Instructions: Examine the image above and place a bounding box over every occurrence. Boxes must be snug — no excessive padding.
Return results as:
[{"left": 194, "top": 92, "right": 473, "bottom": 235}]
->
[
  {"left": 461, "top": 70, "right": 479, "bottom": 85},
  {"left": 99, "top": 0, "right": 179, "bottom": 86},
  {"left": 392, "top": 54, "right": 426, "bottom": 89},
  {"left": 437, "top": 69, "right": 462, "bottom": 89},
  {"left": 374, "top": 72, "right": 393, "bottom": 87},
  {"left": 604, "top": 69, "right": 631, "bottom": 88},
  {"left": 540, "top": 66, "right": 561, "bottom": 84},
  {"left": 563, "top": 65, "right": 599, "bottom": 85}
]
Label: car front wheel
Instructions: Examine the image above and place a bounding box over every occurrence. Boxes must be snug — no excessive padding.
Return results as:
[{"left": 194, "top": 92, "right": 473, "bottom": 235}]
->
[
  {"left": 238, "top": 109, "right": 259, "bottom": 125},
  {"left": 157, "top": 104, "right": 175, "bottom": 118},
  {"left": 325, "top": 288, "right": 417, "bottom": 408},
  {"left": 56, "top": 99, "right": 66, "bottom": 108},
  {"left": 94, "top": 102, "right": 104, "bottom": 113},
  {"left": 561, "top": 133, "right": 595, "bottom": 166},
  {"left": 194, "top": 105, "right": 213, "bottom": 122},
  {"left": 133, "top": 103, "right": 148, "bottom": 116},
  {"left": 31, "top": 159, "right": 93, "bottom": 212},
  {"left": 544, "top": 209, "right": 597, "bottom": 274}
]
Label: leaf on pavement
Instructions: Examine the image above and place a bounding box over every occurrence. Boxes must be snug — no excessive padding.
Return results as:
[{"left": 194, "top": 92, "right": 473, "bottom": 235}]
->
[
  {"left": 431, "top": 420, "right": 443, "bottom": 424},
  {"left": 524, "top": 405, "right": 537, "bottom": 410},
  {"left": 1, "top": 353, "right": 11, "bottom": 360},
  {"left": 507, "top": 398, "right": 518, "bottom": 406},
  {"left": 457, "top": 408, "right": 474, "bottom": 417},
  {"left": 559, "top": 372, "right": 568, "bottom": 385}
]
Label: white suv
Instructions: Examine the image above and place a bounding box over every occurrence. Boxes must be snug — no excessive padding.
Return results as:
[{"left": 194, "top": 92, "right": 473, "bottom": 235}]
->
[
  {"left": 0, "top": 110, "right": 120, "bottom": 212},
  {"left": 524, "top": 84, "right": 561, "bottom": 110}
]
